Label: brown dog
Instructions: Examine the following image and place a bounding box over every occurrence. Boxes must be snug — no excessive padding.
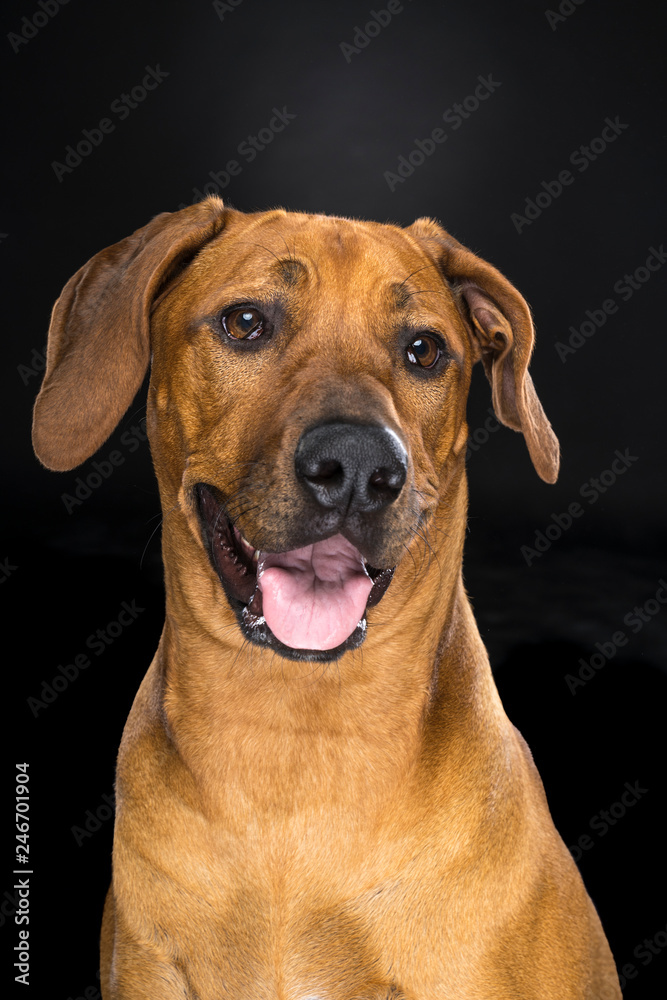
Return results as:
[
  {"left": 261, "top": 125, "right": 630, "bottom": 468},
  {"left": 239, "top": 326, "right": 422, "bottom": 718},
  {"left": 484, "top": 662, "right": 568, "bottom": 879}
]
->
[{"left": 33, "top": 198, "right": 621, "bottom": 999}]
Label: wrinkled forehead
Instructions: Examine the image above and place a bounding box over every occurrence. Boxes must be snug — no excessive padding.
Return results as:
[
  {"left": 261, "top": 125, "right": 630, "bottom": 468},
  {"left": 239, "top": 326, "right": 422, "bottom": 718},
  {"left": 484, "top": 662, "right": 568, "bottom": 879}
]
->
[{"left": 190, "top": 210, "right": 454, "bottom": 313}]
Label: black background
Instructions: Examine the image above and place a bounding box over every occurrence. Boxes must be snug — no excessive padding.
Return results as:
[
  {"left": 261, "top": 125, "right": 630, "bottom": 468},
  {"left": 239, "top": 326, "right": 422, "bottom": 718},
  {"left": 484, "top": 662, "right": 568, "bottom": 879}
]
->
[{"left": 3, "top": 0, "right": 666, "bottom": 996}]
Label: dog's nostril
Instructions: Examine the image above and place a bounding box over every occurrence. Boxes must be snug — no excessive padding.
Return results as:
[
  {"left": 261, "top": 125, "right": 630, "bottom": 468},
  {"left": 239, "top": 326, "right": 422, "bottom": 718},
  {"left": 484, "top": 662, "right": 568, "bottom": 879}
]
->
[
  {"left": 306, "top": 459, "right": 344, "bottom": 486},
  {"left": 369, "top": 468, "right": 402, "bottom": 498}
]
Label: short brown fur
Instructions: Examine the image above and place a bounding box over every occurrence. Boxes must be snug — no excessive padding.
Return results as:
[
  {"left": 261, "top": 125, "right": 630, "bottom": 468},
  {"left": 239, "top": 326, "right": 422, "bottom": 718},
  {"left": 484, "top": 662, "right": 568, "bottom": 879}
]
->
[{"left": 33, "top": 198, "right": 621, "bottom": 999}]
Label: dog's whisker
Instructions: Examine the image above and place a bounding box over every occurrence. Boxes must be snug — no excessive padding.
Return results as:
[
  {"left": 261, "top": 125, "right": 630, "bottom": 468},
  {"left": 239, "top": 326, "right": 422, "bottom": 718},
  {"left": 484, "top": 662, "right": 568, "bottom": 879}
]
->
[
  {"left": 227, "top": 635, "right": 254, "bottom": 676},
  {"left": 395, "top": 263, "right": 434, "bottom": 298},
  {"left": 138, "top": 500, "right": 181, "bottom": 569},
  {"left": 278, "top": 233, "right": 299, "bottom": 265},
  {"left": 401, "top": 287, "right": 450, "bottom": 303},
  {"left": 139, "top": 521, "right": 164, "bottom": 569}
]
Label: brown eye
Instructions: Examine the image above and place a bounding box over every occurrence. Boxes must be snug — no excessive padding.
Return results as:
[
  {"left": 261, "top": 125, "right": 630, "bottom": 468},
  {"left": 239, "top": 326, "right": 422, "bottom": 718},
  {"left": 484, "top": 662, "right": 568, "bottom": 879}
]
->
[
  {"left": 406, "top": 335, "right": 440, "bottom": 369},
  {"left": 222, "top": 307, "right": 265, "bottom": 341}
]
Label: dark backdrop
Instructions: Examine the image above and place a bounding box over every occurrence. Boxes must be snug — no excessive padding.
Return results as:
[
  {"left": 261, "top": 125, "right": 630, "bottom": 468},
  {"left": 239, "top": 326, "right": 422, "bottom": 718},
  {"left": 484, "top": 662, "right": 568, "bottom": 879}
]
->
[{"left": 3, "top": 0, "right": 666, "bottom": 996}]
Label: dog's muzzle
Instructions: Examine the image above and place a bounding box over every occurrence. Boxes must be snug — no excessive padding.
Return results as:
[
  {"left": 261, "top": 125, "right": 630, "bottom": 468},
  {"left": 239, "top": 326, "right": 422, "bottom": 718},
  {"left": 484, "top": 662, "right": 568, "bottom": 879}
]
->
[{"left": 196, "top": 423, "right": 406, "bottom": 661}]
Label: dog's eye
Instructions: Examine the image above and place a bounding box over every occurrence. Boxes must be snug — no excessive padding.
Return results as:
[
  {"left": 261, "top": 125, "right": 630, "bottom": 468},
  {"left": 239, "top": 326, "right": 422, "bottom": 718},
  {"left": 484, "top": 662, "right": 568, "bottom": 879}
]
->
[
  {"left": 222, "top": 307, "right": 265, "bottom": 341},
  {"left": 406, "top": 335, "right": 440, "bottom": 369}
]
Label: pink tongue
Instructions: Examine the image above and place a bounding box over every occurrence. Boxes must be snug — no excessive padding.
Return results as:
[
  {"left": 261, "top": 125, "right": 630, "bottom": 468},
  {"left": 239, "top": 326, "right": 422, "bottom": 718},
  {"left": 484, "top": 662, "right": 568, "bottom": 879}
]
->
[{"left": 257, "top": 534, "right": 373, "bottom": 650}]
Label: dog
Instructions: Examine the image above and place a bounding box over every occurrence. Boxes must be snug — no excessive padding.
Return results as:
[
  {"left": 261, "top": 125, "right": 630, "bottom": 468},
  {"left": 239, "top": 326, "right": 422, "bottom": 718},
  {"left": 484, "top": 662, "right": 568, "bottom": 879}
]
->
[{"left": 33, "top": 197, "right": 621, "bottom": 999}]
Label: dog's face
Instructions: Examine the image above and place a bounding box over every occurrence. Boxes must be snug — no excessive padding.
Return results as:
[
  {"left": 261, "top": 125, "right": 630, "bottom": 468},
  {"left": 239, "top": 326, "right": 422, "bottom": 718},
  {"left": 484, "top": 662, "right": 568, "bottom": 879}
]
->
[
  {"left": 32, "top": 199, "right": 559, "bottom": 663},
  {"left": 150, "top": 210, "right": 474, "bottom": 660}
]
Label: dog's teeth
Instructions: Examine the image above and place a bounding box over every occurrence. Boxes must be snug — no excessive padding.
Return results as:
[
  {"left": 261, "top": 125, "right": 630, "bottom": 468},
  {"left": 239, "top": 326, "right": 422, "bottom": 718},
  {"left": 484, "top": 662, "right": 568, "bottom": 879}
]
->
[
  {"left": 253, "top": 550, "right": 260, "bottom": 562},
  {"left": 236, "top": 532, "right": 256, "bottom": 559}
]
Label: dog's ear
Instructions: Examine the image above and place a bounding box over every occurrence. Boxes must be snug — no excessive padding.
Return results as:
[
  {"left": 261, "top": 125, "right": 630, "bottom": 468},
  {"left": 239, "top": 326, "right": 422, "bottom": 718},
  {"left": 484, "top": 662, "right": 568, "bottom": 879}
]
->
[
  {"left": 405, "top": 217, "right": 559, "bottom": 484},
  {"left": 32, "top": 196, "right": 229, "bottom": 471}
]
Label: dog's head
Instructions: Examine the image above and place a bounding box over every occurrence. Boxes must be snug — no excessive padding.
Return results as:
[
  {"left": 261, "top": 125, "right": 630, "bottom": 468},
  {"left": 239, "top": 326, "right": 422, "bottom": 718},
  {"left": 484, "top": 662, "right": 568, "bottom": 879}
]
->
[{"left": 33, "top": 198, "right": 558, "bottom": 662}]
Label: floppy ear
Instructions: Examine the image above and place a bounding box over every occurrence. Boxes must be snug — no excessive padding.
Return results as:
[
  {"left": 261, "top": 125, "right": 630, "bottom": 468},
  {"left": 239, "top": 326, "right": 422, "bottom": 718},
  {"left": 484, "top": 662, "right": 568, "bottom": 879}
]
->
[
  {"left": 32, "top": 196, "right": 229, "bottom": 471},
  {"left": 405, "top": 217, "right": 560, "bottom": 484}
]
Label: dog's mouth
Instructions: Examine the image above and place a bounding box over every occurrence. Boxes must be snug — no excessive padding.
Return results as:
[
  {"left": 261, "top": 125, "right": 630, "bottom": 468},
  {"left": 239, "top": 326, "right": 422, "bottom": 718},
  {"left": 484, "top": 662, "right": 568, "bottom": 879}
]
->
[{"left": 195, "top": 484, "right": 394, "bottom": 661}]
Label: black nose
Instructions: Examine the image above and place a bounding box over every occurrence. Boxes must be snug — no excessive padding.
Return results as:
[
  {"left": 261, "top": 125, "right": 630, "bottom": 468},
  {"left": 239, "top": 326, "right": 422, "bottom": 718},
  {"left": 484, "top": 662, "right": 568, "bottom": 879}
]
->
[{"left": 295, "top": 422, "right": 408, "bottom": 515}]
